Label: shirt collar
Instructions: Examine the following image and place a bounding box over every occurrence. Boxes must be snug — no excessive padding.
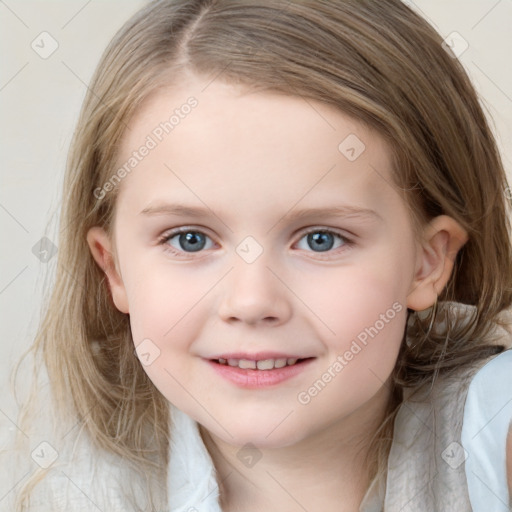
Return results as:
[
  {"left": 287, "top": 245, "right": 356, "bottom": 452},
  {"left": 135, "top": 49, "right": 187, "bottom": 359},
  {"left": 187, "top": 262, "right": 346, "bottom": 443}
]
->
[{"left": 168, "top": 404, "right": 223, "bottom": 512}]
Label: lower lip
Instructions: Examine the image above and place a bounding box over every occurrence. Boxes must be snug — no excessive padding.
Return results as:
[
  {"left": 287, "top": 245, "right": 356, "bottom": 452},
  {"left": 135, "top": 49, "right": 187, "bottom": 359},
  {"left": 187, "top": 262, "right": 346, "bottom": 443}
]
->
[{"left": 206, "top": 358, "right": 315, "bottom": 389}]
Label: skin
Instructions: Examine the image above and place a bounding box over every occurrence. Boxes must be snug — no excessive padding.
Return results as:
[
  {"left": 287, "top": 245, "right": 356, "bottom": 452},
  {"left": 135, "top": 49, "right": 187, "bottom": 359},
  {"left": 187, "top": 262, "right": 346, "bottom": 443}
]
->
[{"left": 87, "top": 72, "right": 469, "bottom": 511}]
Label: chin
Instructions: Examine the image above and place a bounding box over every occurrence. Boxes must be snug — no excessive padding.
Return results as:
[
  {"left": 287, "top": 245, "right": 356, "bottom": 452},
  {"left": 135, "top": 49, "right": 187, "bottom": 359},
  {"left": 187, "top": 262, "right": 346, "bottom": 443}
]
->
[{"left": 207, "top": 415, "right": 309, "bottom": 450}]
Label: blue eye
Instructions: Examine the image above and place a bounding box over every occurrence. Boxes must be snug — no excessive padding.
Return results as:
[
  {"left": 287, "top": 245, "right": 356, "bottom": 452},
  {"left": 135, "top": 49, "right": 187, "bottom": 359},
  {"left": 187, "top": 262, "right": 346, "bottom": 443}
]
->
[
  {"left": 158, "top": 227, "right": 353, "bottom": 258},
  {"left": 296, "top": 229, "right": 351, "bottom": 253},
  {"left": 160, "top": 229, "right": 215, "bottom": 254}
]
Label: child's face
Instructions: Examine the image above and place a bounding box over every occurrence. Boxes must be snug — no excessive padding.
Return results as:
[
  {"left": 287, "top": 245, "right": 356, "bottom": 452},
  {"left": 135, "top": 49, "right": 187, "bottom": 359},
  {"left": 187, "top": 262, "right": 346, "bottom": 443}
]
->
[{"left": 88, "top": 74, "right": 440, "bottom": 448}]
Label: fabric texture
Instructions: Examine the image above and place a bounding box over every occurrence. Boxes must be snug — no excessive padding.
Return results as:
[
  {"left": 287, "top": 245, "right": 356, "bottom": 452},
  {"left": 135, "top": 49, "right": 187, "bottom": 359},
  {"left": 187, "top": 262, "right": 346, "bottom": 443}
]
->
[
  {"left": 462, "top": 349, "right": 512, "bottom": 511},
  {"left": 167, "top": 405, "right": 222, "bottom": 512}
]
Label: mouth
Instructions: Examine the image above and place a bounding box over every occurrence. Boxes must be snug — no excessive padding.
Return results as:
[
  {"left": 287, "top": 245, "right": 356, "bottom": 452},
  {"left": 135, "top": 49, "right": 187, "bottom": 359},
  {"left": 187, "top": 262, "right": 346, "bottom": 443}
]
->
[
  {"left": 211, "top": 357, "right": 315, "bottom": 370},
  {"left": 205, "top": 355, "right": 316, "bottom": 388}
]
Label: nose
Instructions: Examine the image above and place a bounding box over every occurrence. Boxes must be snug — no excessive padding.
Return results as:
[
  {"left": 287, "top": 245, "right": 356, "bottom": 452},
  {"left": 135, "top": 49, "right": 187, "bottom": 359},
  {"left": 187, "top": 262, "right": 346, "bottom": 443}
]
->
[{"left": 217, "top": 257, "right": 292, "bottom": 326}]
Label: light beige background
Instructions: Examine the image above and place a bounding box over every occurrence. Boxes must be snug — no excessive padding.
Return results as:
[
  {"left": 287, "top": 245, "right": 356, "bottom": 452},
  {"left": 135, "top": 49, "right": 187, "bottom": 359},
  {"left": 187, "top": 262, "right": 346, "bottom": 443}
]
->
[{"left": 1, "top": 0, "right": 511, "bottom": 444}]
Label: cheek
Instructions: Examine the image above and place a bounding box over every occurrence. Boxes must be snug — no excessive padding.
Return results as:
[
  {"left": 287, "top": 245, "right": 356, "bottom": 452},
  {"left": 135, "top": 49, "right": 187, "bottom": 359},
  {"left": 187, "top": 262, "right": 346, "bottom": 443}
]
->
[
  {"left": 292, "top": 268, "right": 406, "bottom": 423},
  {"left": 122, "top": 266, "right": 214, "bottom": 404},
  {"left": 291, "top": 249, "right": 409, "bottom": 393},
  {"left": 298, "top": 257, "right": 407, "bottom": 343},
  {"left": 123, "top": 262, "right": 210, "bottom": 343}
]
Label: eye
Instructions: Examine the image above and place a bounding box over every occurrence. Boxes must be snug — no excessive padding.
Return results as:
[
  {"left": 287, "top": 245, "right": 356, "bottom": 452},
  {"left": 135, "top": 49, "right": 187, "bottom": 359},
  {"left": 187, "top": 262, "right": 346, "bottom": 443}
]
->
[
  {"left": 158, "top": 228, "right": 215, "bottom": 256},
  {"left": 158, "top": 227, "right": 354, "bottom": 258},
  {"left": 295, "top": 228, "right": 353, "bottom": 255}
]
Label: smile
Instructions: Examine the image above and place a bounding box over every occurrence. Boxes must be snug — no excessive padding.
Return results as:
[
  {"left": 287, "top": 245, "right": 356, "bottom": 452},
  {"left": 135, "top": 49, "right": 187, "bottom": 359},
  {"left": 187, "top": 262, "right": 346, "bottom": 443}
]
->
[
  {"left": 215, "top": 357, "right": 307, "bottom": 370},
  {"left": 206, "top": 357, "right": 316, "bottom": 388}
]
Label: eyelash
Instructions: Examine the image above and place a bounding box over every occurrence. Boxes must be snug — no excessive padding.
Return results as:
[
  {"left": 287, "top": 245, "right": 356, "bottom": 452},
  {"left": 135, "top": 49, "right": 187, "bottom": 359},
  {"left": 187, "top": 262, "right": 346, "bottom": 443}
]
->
[{"left": 157, "top": 226, "right": 355, "bottom": 260}]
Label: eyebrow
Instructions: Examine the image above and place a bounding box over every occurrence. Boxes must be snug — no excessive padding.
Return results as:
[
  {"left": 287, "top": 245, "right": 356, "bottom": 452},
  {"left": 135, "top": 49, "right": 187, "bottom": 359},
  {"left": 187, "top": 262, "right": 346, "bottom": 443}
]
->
[{"left": 139, "top": 203, "right": 382, "bottom": 222}]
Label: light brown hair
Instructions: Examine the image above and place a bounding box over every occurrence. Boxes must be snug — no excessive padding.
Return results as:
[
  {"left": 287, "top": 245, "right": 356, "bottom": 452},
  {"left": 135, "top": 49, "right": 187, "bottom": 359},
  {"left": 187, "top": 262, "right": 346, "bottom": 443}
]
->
[{"left": 11, "top": 0, "right": 512, "bottom": 509}]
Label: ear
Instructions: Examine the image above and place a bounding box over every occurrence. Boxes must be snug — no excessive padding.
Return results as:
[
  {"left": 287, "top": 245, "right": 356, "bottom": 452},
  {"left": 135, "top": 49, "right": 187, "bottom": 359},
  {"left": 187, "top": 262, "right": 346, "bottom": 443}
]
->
[
  {"left": 86, "top": 226, "right": 129, "bottom": 314},
  {"left": 407, "top": 215, "right": 468, "bottom": 311}
]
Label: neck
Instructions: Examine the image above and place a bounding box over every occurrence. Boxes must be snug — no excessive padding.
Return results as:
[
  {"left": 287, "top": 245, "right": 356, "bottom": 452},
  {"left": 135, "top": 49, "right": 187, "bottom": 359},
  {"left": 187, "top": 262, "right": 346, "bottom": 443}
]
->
[{"left": 199, "top": 383, "right": 392, "bottom": 512}]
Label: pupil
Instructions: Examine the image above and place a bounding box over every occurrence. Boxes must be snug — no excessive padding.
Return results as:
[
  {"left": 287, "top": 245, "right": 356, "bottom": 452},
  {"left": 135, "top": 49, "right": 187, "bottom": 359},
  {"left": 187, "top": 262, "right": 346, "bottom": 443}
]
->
[
  {"left": 308, "top": 232, "right": 334, "bottom": 252},
  {"left": 180, "top": 232, "right": 205, "bottom": 252}
]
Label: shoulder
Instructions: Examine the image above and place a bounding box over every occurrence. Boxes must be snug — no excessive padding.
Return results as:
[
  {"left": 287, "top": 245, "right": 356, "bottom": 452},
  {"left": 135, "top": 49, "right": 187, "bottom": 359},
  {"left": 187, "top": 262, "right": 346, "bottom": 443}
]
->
[
  {"left": 461, "top": 349, "right": 512, "bottom": 511},
  {"left": 1, "top": 413, "right": 145, "bottom": 511},
  {"left": 462, "top": 349, "right": 512, "bottom": 424},
  {"left": 2, "top": 430, "right": 137, "bottom": 512},
  {"left": 385, "top": 349, "right": 511, "bottom": 511},
  {"left": 508, "top": 429, "right": 512, "bottom": 507},
  {"left": 2, "top": 362, "right": 163, "bottom": 511}
]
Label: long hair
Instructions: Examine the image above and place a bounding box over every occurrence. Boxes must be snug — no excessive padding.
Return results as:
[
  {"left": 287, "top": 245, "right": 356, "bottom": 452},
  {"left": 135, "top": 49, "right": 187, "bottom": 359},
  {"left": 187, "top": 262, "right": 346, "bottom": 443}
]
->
[{"left": 11, "top": 0, "right": 512, "bottom": 509}]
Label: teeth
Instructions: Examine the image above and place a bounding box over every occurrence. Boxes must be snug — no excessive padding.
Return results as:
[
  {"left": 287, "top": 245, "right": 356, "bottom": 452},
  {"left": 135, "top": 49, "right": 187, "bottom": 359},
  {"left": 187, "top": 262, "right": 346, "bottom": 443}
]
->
[
  {"left": 218, "top": 357, "right": 303, "bottom": 370},
  {"left": 238, "top": 359, "right": 256, "bottom": 369},
  {"left": 274, "top": 358, "right": 287, "bottom": 368},
  {"left": 256, "top": 359, "right": 274, "bottom": 370}
]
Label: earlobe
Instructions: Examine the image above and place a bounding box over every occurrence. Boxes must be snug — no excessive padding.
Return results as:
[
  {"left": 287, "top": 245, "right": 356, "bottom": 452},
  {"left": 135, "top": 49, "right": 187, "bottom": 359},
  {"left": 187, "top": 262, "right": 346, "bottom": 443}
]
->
[
  {"left": 407, "top": 215, "right": 468, "bottom": 311},
  {"left": 86, "top": 226, "right": 129, "bottom": 314}
]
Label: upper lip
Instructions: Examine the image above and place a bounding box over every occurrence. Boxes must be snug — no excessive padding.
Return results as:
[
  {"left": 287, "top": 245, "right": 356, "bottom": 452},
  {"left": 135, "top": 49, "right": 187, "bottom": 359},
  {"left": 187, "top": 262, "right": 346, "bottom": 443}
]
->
[{"left": 207, "top": 352, "right": 314, "bottom": 361}]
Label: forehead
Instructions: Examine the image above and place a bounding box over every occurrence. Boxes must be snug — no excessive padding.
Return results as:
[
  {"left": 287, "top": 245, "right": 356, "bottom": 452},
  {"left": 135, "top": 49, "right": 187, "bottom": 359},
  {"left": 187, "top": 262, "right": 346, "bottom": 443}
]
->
[{"left": 113, "top": 76, "right": 401, "bottom": 224}]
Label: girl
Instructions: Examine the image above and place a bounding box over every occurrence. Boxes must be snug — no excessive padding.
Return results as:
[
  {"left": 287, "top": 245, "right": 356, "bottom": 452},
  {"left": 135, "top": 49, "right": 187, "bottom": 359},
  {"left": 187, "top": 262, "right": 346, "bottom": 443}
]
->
[{"left": 5, "top": 0, "right": 512, "bottom": 510}]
